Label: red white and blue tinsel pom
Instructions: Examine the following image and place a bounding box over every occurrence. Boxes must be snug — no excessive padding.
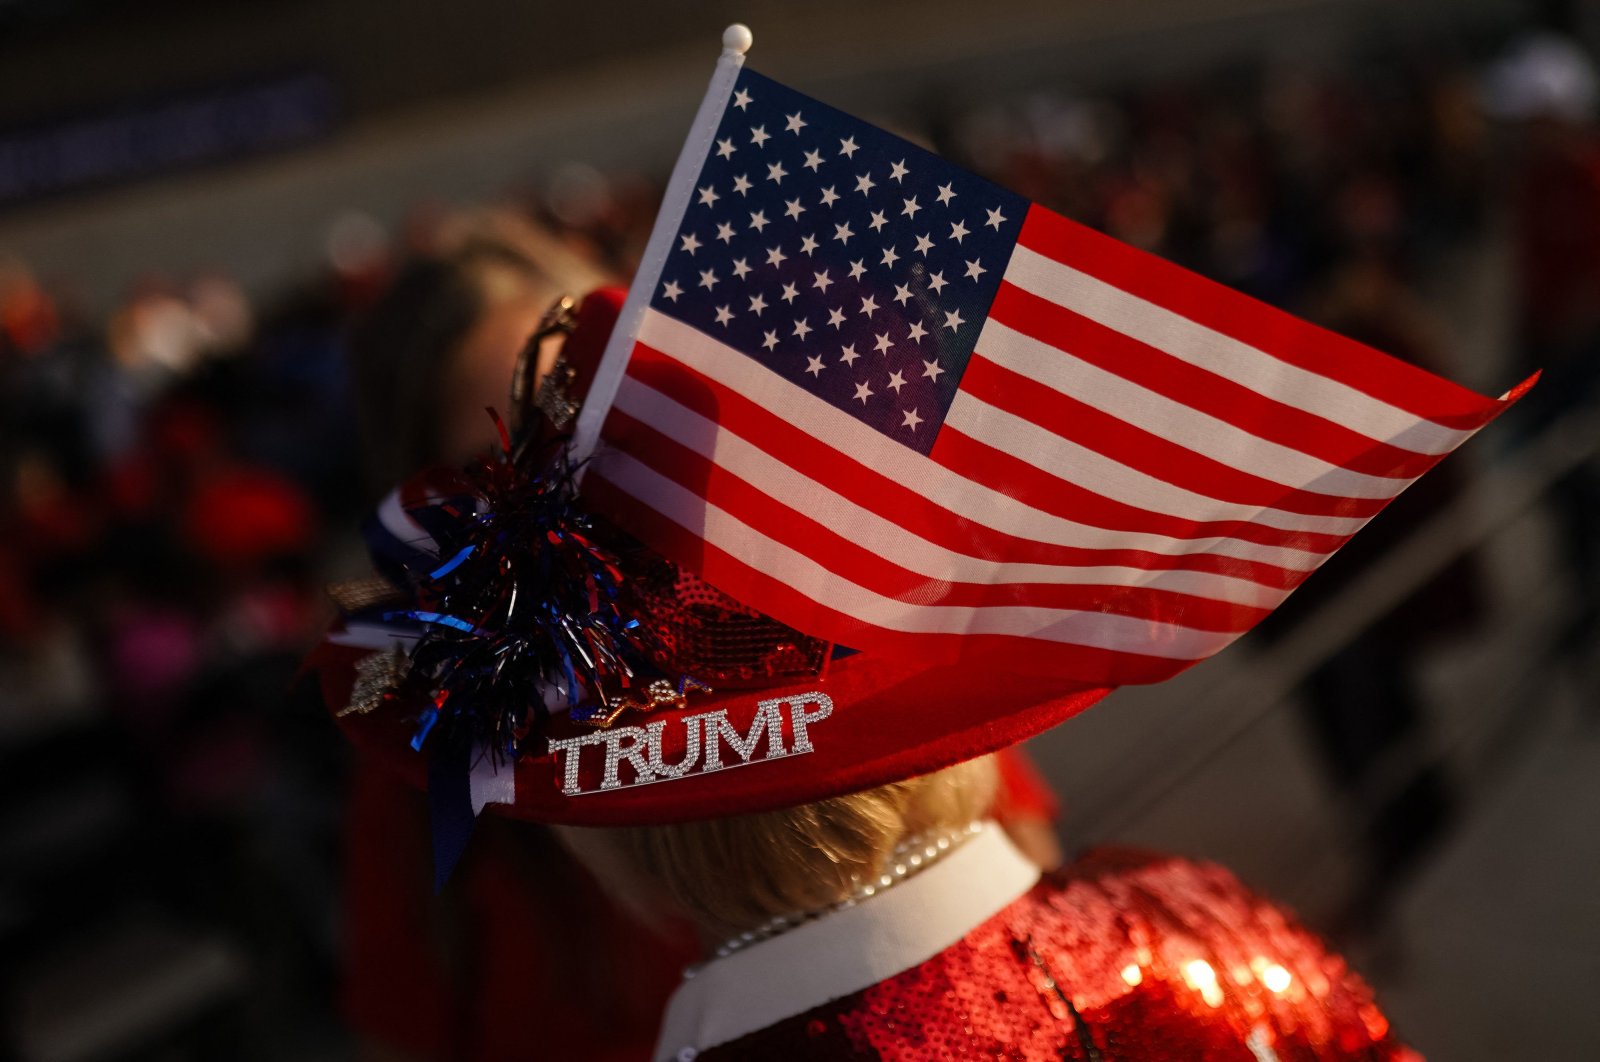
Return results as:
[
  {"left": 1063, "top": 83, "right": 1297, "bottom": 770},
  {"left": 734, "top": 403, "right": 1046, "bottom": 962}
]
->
[
  {"left": 356, "top": 413, "right": 666, "bottom": 758},
  {"left": 343, "top": 412, "right": 668, "bottom": 886}
]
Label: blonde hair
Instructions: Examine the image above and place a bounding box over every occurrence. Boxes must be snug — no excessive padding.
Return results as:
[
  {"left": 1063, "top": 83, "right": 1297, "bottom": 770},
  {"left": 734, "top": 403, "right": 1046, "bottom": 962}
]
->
[{"left": 611, "top": 756, "right": 999, "bottom": 939}]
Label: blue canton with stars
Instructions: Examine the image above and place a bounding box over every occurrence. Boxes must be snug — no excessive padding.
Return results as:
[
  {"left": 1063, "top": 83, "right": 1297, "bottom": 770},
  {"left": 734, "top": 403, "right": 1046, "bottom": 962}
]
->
[{"left": 650, "top": 69, "right": 1027, "bottom": 456}]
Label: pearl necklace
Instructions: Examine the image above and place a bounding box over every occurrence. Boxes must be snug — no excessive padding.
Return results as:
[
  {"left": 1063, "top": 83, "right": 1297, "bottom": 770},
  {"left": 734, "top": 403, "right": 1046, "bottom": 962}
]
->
[{"left": 685, "top": 820, "right": 988, "bottom": 978}]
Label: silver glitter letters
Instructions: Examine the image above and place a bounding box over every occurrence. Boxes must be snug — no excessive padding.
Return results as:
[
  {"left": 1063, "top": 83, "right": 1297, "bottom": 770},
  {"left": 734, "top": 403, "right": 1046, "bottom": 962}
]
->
[
  {"left": 644, "top": 717, "right": 702, "bottom": 779},
  {"left": 547, "top": 732, "right": 608, "bottom": 795},
  {"left": 696, "top": 701, "right": 786, "bottom": 772},
  {"left": 558, "top": 690, "right": 833, "bottom": 795},
  {"left": 785, "top": 692, "right": 833, "bottom": 755},
  {"left": 601, "top": 725, "right": 656, "bottom": 790}
]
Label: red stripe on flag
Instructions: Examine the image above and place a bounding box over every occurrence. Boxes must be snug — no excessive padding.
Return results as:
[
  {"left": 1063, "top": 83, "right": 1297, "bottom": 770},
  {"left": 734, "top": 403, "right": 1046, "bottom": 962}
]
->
[
  {"left": 1017, "top": 205, "right": 1514, "bottom": 428},
  {"left": 582, "top": 470, "right": 1205, "bottom": 685},
  {"left": 930, "top": 422, "right": 1349, "bottom": 562},
  {"left": 987, "top": 282, "right": 1450, "bottom": 480},
  {"left": 956, "top": 354, "right": 1393, "bottom": 521},
  {"left": 602, "top": 404, "right": 1273, "bottom": 633},
  {"left": 623, "top": 342, "right": 1313, "bottom": 589}
]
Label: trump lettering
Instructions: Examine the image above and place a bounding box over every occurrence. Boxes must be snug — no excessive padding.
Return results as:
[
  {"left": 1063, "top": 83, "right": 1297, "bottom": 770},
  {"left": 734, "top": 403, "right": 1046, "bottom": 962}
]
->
[{"left": 547, "top": 692, "right": 833, "bottom": 796}]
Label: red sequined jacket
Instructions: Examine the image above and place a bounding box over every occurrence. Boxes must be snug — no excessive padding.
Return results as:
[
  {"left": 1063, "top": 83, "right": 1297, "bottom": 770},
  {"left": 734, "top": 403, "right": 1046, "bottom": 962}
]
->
[{"left": 654, "top": 828, "right": 1417, "bottom": 1062}]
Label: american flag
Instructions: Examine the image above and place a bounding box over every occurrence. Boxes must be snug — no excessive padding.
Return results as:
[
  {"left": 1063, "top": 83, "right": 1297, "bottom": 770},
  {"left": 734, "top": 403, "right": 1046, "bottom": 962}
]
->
[{"left": 581, "top": 67, "right": 1529, "bottom": 686}]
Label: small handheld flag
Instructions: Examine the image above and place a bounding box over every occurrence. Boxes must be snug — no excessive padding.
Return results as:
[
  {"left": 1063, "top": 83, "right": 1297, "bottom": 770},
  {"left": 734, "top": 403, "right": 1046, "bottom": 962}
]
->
[{"left": 573, "top": 26, "right": 1534, "bottom": 688}]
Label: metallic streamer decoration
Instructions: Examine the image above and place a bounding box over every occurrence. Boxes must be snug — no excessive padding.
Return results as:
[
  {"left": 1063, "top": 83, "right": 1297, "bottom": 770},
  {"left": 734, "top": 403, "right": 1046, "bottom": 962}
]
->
[{"left": 345, "top": 428, "right": 681, "bottom": 765}]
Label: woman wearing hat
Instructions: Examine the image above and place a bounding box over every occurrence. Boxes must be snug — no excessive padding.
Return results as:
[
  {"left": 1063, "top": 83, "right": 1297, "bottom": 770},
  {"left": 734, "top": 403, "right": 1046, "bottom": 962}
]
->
[
  {"left": 334, "top": 226, "right": 1063, "bottom": 1060},
  {"left": 297, "top": 257, "right": 1538, "bottom": 1056}
]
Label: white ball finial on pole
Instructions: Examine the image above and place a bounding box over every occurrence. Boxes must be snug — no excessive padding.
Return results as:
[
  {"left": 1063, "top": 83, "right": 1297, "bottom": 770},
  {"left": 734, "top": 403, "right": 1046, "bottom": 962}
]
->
[{"left": 722, "top": 23, "right": 753, "bottom": 57}]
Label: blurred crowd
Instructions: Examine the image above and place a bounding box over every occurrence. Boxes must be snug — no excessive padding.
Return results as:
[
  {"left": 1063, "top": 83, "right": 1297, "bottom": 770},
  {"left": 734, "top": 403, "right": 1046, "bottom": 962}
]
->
[{"left": 2, "top": 28, "right": 1598, "bottom": 1061}]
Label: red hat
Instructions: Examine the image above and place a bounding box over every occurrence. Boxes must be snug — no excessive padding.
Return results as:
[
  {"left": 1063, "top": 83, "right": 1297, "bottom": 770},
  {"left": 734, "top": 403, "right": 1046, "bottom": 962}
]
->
[
  {"left": 306, "top": 282, "right": 1524, "bottom": 857},
  {"left": 309, "top": 287, "right": 1112, "bottom": 831}
]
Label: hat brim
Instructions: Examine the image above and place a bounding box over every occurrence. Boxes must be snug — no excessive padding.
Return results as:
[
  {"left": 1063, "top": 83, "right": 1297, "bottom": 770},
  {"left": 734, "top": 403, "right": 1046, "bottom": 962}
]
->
[{"left": 309, "top": 638, "right": 1111, "bottom": 826}]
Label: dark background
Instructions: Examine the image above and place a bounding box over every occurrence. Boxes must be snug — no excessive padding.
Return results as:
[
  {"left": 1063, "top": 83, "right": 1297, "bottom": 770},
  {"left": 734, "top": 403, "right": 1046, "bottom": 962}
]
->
[{"left": 2, "top": 1, "right": 1598, "bottom": 1059}]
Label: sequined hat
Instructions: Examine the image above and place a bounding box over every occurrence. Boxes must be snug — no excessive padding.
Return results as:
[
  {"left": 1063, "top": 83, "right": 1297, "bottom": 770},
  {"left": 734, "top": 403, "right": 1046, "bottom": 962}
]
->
[
  {"left": 306, "top": 248, "right": 1527, "bottom": 855},
  {"left": 306, "top": 287, "right": 1113, "bottom": 829}
]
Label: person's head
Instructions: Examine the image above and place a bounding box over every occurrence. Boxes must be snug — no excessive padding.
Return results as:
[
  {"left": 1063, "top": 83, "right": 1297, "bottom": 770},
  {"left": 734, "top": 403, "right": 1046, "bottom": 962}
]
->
[
  {"left": 345, "top": 214, "right": 608, "bottom": 494},
  {"left": 554, "top": 754, "right": 998, "bottom": 942}
]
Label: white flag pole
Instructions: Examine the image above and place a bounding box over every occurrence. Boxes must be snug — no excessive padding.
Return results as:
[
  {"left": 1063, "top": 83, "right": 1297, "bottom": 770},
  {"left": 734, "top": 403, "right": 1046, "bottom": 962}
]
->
[{"left": 569, "top": 23, "right": 753, "bottom": 467}]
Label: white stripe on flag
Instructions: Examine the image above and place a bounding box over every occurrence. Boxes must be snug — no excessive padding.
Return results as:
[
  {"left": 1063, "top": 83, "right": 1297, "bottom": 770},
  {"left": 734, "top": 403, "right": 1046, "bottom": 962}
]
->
[
  {"left": 976, "top": 318, "right": 1419, "bottom": 500},
  {"left": 1004, "top": 244, "right": 1477, "bottom": 456},
  {"left": 944, "top": 391, "right": 1370, "bottom": 537},
  {"left": 592, "top": 448, "right": 1247, "bottom": 660},
  {"left": 612, "top": 375, "right": 1292, "bottom": 610},
  {"left": 633, "top": 309, "right": 1327, "bottom": 571}
]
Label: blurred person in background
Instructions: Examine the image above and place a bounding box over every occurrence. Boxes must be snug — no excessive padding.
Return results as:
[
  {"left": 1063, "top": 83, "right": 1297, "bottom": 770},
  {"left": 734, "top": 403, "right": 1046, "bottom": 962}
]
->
[
  {"left": 1487, "top": 30, "right": 1600, "bottom": 667},
  {"left": 344, "top": 212, "right": 596, "bottom": 494},
  {"left": 1277, "top": 235, "right": 1485, "bottom": 935},
  {"left": 337, "top": 212, "right": 693, "bottom": 1062}
]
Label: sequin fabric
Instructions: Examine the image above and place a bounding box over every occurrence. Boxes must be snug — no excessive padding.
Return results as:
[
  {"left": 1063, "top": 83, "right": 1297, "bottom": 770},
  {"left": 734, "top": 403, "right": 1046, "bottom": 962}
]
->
[
  {"left": 697, "top": 850, "right": 1418, "bottom": 1061},
  {"left": 630, "top": 553, "right": 830, "bottom": 688}
]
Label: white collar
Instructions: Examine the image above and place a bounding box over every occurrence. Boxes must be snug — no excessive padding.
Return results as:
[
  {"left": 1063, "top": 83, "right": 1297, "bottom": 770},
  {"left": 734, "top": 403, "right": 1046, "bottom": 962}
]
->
[{"left": 652, "top": 822, "right": 1040, "bottom": 1061}]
